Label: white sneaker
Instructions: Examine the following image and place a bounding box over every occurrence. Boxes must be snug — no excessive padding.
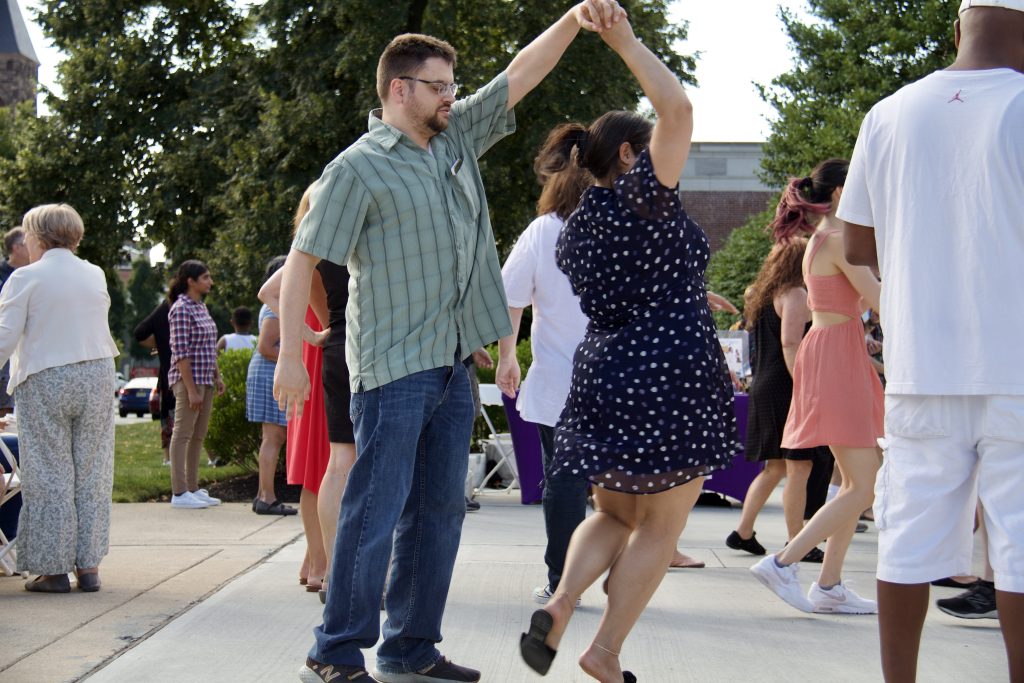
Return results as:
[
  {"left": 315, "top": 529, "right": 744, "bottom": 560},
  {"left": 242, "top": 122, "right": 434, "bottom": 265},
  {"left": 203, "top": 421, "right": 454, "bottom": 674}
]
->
[
  {"left": 192, "top": 488, "right": 221, "bottom": 506},
  {"left": 532, "top": 584, "right": 581, "bottom": 607},
  {"left": 808, "top": 581, "right": 878, "bottom": 614},
  {"left": 750, "top": 555, "right": 815, "bottom": 612},
  {"left": 171, "top": 491, "right": 208, "bottom": 509}
]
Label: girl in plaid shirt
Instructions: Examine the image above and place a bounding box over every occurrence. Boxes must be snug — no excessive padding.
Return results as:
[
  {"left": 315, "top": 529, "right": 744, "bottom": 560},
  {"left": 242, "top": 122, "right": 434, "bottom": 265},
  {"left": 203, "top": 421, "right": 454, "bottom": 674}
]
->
[{"left": 166, "top": 260, "right": 225, "bottom": 509}]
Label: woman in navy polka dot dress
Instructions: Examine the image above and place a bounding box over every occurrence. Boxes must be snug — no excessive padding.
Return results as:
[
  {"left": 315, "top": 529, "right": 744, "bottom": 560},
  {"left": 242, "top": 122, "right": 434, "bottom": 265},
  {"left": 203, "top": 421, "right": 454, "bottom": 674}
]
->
[{"left": 519, "top": 14, "right": 739, "bottom": 683}]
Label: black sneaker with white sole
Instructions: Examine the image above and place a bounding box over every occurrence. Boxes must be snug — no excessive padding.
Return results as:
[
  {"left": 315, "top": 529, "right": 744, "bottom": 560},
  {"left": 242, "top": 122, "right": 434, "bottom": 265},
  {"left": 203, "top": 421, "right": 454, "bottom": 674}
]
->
[
  {"left": 936, "top": 581, "right": 998, "bottom": 619},
  {"left": 374, "top": 656, "right": 480, "bottom": 682},
  {"left": 300, "top": 658, "right": 378, "bottom": 682}
]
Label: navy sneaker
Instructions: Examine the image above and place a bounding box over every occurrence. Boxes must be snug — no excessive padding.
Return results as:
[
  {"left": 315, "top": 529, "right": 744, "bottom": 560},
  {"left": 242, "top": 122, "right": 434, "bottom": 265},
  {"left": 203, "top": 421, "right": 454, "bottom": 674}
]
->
[
  {"left": 300, "top": 658, "right": 378, "bottom": 682},
  {"left": 937, "top": 581, "right": 998, "bottom": 619},
  {"left": 375, "top": 657, "right": 480, "bottom": 682}
]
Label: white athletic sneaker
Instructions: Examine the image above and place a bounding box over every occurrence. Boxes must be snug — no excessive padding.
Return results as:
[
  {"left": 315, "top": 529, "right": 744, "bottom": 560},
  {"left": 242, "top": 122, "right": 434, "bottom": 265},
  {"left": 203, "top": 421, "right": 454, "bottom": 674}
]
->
[
  {"left": 171, "top": 491, "right": 209, "bottom": 509},
  {"left": 192, "top": 488, "right": 221, "bottom": 506},
  {"left": 532, "top": 584, "right": 580, "bottom": 606},
  {"left": 808, "top": 581, "right": 878, "bottom": 614},
  {"left": 750, "top": 555, "right": 815, "bottom": 612}
]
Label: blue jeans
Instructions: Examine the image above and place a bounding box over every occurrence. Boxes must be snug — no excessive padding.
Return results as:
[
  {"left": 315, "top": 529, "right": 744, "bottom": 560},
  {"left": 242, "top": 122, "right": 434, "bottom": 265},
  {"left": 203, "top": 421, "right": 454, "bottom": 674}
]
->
[
  {"left": 537, "top": 424, "right": 589, "bottom": 591},
  {"left": 311, "top": 362, "right": 474, "bottom": 673}
]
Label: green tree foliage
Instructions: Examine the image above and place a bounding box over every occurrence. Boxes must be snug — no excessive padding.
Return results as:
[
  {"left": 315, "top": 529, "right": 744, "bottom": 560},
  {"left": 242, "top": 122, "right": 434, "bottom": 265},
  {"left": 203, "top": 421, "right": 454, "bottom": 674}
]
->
[
  {"left": 758, "top": 1, "right": 958, "bottom": 184},
  {"left": 705, "top": 209, "right": 774, "bottom": 328},
  {"left": 207, "top": 0, "right": 694, "bottom": 304},
  {"left": 0, "top": 0, "right": 249, "bottom": 271},
  {"left": 0, "top": 1, "right": 691, "bottom": 310}
]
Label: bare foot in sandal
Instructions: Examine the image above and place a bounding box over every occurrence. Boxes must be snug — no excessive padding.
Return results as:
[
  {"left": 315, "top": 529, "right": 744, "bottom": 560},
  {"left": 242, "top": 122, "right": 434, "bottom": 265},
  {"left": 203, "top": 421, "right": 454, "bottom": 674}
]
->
[
  {"left": 543, "top": 592, "right": 575, "bottom": 650},
  {"left": 579, "top": 642, "right": 625, "bottom": 682}
]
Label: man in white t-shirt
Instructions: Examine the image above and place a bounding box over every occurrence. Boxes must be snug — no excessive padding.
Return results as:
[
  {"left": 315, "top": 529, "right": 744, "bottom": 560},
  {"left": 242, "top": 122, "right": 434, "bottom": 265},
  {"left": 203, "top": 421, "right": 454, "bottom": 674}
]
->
[{"left": 838, "top": 2, "right": 1024, "bottom": 680}]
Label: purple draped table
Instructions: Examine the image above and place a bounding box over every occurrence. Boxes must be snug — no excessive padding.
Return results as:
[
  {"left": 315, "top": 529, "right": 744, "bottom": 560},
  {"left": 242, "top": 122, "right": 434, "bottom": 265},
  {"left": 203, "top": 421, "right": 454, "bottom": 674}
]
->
[{"left": 703, "top": 391, "right": 762, "bottom": 502}]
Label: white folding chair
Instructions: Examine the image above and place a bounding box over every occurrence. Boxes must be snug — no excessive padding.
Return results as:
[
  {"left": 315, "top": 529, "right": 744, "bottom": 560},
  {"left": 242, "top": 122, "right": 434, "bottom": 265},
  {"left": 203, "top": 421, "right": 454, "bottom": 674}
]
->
[
  {"left": 0, "top": 435, "right": 21, "bottom": 576},
  {"left": 473, "top": 383, "right": 520, "bottom": 496}
]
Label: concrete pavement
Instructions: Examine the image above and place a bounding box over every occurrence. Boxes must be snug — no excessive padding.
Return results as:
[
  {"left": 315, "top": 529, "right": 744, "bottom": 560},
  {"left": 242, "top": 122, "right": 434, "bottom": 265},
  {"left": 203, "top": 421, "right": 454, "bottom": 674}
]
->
[{"left": 0, "top": 490, "right": 1007, "bottom": 682}]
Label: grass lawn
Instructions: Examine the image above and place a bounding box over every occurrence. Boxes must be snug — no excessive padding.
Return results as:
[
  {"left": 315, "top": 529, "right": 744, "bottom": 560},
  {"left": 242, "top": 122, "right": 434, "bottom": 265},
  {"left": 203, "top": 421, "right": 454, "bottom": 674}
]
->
[{"left": 114, "top": 421, "right": 248, "bottom": 503}]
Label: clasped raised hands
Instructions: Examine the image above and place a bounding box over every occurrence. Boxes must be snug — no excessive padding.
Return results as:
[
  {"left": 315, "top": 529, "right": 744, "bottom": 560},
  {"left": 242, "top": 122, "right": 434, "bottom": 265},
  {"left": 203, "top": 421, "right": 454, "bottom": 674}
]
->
[{"left": 573, "top": 0, "right": 628, "bottom": 32}]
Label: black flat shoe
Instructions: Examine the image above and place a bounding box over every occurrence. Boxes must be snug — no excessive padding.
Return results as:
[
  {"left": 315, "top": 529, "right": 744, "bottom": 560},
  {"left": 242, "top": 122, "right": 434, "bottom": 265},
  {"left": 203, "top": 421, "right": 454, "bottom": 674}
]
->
[
  {"left": 726, "top": 530, "right": 766, "bottom": 556},
  {"left": 624, "top": 672, "right": 637, "bottom": 683},
  {"left": 77, "top": 572, "right": 101, "bottom": 592},
  {"left": 253, "top": 499, "right": 298, "bottom": 515},
  {"left": 25, "top": 574, "right": 71, "bottom": 593},
  {"left": 520, "top": 609, "right": 557, "bottom": 675}
]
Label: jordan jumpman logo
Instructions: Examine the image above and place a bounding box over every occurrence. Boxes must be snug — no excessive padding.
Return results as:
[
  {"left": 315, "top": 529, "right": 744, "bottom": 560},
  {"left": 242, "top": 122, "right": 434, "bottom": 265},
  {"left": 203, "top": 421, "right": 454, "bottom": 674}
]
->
[{"left": 948, "top": 90, "right": 965, "bottom": 103}]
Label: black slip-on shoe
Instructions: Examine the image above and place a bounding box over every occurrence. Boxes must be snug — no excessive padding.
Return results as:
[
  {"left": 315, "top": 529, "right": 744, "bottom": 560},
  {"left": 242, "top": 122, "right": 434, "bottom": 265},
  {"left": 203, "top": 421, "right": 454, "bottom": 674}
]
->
[{"left": 726, "top": 530, "right": 766, "bottom": 555}]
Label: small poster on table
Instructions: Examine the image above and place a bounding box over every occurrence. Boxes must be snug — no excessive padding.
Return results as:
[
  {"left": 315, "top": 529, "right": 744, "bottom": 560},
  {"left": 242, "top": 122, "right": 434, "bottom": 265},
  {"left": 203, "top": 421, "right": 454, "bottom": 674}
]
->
[{"left": 717, "top": 330, "right": 750, "bottom": 379}]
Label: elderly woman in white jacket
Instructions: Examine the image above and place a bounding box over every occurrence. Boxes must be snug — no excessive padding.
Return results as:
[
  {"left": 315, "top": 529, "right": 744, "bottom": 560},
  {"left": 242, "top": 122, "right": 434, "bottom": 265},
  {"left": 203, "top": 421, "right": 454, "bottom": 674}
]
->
[{"left": 0, "top": 204, "right": 119, "bottom": 593}]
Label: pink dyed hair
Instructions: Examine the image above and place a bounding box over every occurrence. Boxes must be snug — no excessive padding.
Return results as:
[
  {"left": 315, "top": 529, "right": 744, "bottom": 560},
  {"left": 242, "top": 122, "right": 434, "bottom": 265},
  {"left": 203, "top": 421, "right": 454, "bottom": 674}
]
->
[{"left": 768, "top": 177, "right": 831, "bottom": 243}]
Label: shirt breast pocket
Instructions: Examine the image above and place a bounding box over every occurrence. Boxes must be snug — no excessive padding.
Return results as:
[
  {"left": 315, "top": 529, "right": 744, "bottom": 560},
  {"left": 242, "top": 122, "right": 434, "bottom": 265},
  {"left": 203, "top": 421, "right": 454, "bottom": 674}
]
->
[{"left": 450, "top": 167, "right": 480, "bottom": 221}]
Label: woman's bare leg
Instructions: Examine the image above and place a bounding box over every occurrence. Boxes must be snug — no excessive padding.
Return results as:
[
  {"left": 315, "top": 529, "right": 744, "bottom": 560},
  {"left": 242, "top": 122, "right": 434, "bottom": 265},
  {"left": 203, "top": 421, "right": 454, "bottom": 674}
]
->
[
  {"left": 299, "top": 488, "right": 327, "bottom": 588},
  {"left": 317, "top": 442, "right": 357, "bottom": 567},
  {"left": 578, "top": 479, "right": 704, "bottom": 682},
  {"left": 256, "top": 423, "right": 286, "bottom": 504},
  {"left": 776, "top": 446, "right": 878, "bottom": 588},
  {"left": 735, "top": 460, "right": 785, "bottom": 539},
  {"left": 782, "top": 460, "right": 813, "bottom": 541}
]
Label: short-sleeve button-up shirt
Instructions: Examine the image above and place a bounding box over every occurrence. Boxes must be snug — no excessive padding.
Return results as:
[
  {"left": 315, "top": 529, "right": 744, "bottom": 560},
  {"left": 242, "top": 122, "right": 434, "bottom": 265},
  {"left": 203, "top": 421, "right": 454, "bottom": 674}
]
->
[{"left": 292, "top": 71, "right": 516, "bottom": 392}]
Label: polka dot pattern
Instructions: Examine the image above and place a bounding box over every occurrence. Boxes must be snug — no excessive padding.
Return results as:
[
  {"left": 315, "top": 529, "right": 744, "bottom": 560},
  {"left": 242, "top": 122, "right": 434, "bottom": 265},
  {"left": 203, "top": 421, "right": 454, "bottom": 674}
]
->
[{"left": 552, "top": 149, "right": 739, "bottom": 494}]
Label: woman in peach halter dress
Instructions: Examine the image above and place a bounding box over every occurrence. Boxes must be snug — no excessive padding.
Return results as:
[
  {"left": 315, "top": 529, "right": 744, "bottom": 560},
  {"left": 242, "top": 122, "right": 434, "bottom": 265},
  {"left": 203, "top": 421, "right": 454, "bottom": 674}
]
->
[{"left": 750, "top": 159, "right": 884, "bottom": 615}]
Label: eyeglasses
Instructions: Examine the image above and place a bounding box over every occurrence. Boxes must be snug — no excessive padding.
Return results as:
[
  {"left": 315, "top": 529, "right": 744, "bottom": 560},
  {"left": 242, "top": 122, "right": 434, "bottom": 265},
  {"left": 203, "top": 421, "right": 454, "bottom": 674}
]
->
[{"left": 398, "top": 77, "right": 459, "bottom": 98}]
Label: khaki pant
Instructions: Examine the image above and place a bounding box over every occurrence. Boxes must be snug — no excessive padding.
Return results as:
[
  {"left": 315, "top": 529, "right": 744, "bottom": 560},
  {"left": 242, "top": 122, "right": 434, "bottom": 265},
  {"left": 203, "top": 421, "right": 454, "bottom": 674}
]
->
[{"left": 169, "top": 382, "right": 213, "bottom": 495}]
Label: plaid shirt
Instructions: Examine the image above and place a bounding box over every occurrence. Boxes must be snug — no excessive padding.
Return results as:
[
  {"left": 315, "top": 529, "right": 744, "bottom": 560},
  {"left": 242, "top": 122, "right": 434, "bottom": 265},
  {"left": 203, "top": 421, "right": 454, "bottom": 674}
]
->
[
  {"left": 292, "top": 72, "right": 515, "bottom": 392},
  {"left": 167, "top": 294, "right": 219, "bottom": 387}
]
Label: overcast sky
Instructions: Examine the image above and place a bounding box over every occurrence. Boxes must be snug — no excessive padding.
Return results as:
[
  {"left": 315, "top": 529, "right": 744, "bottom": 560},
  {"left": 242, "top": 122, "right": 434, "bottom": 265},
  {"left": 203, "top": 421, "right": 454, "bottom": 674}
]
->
[{"left": 16, "top": 0, "right": 808, "bottom": 142}]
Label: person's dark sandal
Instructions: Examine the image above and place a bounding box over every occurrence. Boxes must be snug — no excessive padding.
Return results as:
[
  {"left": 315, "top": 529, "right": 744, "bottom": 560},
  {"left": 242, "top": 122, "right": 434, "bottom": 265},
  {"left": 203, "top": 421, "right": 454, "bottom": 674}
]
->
[
  {"left": 801, "top": 547, "right": 825, "bottom": 563},
  {"left": 77, "top": 572, "right": 101, "bottom": 592},
  {"left": 726, "top": 530, "right": 766, "bottom": 555},
  {"left": 520, "top": 609, "right": 557, "bottom": 675},
  {"left": 593, "top": 643, "right": 636, "bottom": 682},
  {"left": 253, "top": 498, "right": 297, "bottom": 515},
  {"left": 25, "top": 574, "right": 71, "bottom": 593}
]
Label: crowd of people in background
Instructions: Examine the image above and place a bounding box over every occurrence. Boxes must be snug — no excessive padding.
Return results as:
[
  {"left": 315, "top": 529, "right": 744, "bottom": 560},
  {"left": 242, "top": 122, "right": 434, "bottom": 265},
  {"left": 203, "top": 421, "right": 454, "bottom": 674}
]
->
[{"left": 0, "top": 2, "right": 1020, "bottom": 683}]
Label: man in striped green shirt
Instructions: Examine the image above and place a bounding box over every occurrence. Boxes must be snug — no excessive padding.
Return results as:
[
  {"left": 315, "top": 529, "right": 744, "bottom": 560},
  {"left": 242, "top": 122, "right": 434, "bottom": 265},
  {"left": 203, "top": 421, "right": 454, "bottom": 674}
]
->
[{"left": 279, "top": 3, "right": 628, "bottom": 682}]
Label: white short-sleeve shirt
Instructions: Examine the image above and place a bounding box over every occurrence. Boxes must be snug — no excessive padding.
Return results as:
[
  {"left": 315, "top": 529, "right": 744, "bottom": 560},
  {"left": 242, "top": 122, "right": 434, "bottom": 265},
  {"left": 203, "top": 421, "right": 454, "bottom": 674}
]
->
[
  {"left": 837, "top": 68, "right": 1024, "bottom": 395},
  {"left": 501, "top": 213, "right": 589, "bottom": 426}
]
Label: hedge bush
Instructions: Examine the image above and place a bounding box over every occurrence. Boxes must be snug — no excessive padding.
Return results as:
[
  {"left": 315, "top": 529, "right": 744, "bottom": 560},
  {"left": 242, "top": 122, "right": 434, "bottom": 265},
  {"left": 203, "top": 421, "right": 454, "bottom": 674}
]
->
[
  {"left": 205, "top": 348, "right": 261, "bottom": 470},
  {"left": 705, "top": 208, "right": 775, "bottom": 328}
]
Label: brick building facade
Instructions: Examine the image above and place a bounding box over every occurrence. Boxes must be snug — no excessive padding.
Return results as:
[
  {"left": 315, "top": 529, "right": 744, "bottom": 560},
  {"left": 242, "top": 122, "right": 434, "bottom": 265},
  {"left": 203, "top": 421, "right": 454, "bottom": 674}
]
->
[{"left": 679, "top": 142, "right": 776, "bottom": 251}]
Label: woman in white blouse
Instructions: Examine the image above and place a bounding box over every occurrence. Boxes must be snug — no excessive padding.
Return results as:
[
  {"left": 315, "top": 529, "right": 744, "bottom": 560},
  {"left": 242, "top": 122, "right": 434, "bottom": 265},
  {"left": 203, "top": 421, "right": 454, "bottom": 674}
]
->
[{"left": 0, "top": 204, "right": 119, "bottom": 593}]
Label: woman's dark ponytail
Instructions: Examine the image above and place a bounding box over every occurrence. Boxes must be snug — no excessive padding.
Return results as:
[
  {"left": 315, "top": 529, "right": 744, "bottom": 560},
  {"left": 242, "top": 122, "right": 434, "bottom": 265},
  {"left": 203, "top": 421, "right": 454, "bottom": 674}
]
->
[{"left": 167, "top": 259, "right": 209, "bottom": 303}]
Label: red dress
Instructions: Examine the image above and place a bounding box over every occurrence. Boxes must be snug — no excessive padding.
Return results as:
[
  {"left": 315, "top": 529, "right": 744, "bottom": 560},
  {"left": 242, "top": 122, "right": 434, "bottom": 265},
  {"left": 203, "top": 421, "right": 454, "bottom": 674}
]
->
[{"left": 286, "top": 307, "right": 331, "bottom": 494}]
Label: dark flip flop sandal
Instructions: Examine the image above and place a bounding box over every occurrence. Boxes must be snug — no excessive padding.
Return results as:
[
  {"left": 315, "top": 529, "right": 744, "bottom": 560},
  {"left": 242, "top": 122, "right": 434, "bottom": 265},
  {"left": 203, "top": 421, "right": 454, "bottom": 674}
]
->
[{"left": 520, "top": 609, "right": 557, "bottom": 675}]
